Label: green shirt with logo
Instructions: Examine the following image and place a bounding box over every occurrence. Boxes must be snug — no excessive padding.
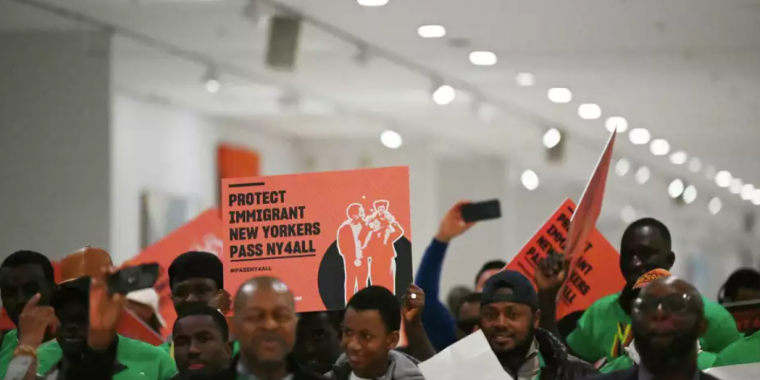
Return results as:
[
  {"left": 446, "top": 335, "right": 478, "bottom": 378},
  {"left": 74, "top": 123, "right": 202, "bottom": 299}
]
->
[
  {"left": 36, "top": 334, "right": 176, "bottom": 380},
  {"left": 567, "top": 293, "right": 741, "bottom": 363}
]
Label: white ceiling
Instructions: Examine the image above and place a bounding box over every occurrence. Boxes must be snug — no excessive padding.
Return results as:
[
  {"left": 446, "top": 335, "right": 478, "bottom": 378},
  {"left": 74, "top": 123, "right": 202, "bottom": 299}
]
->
[{"left": 3, "top": 0, "right": 760, "bottom": 237}]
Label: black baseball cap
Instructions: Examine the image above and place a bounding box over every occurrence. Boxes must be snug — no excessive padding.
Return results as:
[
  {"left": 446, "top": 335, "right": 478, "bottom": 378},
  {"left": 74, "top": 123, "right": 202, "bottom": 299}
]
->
[{"left": 480, "top": 270, "right": 538, "bottom": 309}]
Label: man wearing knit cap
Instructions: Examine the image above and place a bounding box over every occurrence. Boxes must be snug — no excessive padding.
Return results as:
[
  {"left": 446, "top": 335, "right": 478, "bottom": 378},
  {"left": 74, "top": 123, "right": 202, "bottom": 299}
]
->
[
  {"left": 479, "top": 270, "right": 596, "bottom": 380},
  {"left": 162, "top": 251, "right": 236, "bottom": 358}
]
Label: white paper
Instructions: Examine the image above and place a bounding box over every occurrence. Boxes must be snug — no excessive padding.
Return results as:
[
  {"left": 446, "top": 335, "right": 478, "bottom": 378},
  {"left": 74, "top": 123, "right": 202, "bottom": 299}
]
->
[
  {"left": 705, "top": 363, "right": 760, "bottom": 379},
  {"left": 419, "top": 330, "right": 514, "bottom": 380}
]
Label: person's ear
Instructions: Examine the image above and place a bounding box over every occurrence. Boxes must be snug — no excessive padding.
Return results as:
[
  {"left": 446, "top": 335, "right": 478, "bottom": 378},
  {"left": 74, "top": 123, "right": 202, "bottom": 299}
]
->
[
  {"left": 698, "top": 318, "right": 709, "bottom": 337},
  {"left": 533, "top": 309, "right": 541, "bottom": 330},
  {"left": 387, "top": 331, "right": 400, "bottom": 350},
  {"left": 225, "top": 341, "right": 233, "bottom": 356},
  {"left": 665, "top": 252, "right": 676, "bottom": 270}
]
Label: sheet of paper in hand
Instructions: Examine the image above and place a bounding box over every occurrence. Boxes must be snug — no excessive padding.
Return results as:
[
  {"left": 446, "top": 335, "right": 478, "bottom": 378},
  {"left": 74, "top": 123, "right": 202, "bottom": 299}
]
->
[
  {"left": 706, "top": 363, "right": 760, "bottom": 379},
  {"left": 419, "top": 330, "right": 514, "bottom": 380}
]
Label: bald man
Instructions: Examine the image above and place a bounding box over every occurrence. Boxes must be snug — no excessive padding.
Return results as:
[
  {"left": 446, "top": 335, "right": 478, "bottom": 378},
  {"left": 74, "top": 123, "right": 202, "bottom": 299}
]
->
[
  {"left": 582, "top": 277, "right": 720, "bottom": 380},
  {"left": 232, "top": 276, "right": 327, "bottom": 380}
]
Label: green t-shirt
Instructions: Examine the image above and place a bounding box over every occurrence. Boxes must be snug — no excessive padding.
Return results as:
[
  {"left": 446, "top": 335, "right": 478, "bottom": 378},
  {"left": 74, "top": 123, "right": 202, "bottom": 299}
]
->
[
  {"left": 713, "top": 330, "right": 760, "bottom": 367},
  {"left": 600, "top": 348, "right": 717, "bottom": 373},
  {"left": 567, "top": 293, "right": 741, "bottom": 362},
  {"left": 0, "top": 329, "right": 19, "bottom": 378},
  {"left": 36, "top": 334, "right": 177, "bottom": 380},
  {"left": 159, "top": 340, "right": 240, "bottom": 358}
]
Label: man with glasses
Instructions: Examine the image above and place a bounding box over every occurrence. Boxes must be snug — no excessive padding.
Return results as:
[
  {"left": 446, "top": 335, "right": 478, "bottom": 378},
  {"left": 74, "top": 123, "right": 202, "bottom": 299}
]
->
[{"left": 581, "top": 276, "right": 720, "bottom": 380}]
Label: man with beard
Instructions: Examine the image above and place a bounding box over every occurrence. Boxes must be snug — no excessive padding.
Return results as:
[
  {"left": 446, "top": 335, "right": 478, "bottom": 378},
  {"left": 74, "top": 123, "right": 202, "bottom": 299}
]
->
[
  {"left": 480, "top": 270, "right": 596, "bottom": 380},
  {"left": 233, "top": 276, "right": 326, "bottom": 380},
  {"left": 537, "top": 218, "right": 739, "bottom": 364},
  {"left": 163, "top": 251, "right": 236, "bottom": 357},
  {"left": 599, "top": 271, "right": 717, "bottom": 373},
  {"left": 0, "top": 251, "right": 56, "bottom": 378},
  {"left": 171, "top": 303, "right": 233, "bottom": 379},
  {"left": 581, "top": 276, "right": 720, "bottom": 380},
  {"left": 294, "top": 311, "right": 343, "bottom": 375}
]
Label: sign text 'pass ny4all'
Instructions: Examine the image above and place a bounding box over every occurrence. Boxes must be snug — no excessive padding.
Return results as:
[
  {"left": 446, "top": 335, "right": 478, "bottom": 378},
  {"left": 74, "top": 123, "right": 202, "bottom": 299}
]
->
[{"left": 222, "top": 167, "right": 413, "bottom": 312}]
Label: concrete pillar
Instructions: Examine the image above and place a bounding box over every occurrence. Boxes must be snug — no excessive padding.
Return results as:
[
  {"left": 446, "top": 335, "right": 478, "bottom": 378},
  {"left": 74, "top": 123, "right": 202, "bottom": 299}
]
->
[{"left": 0, "top": 30, "right": 112, "bottom": 259}]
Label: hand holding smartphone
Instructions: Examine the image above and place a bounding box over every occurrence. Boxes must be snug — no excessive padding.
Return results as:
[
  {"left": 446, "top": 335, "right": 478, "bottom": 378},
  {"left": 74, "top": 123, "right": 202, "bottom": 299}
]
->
[
  {"left": 461, "top": 199, "right": 502, "bottom": 223},
  {"left": 106, "top": 263, "right": 160, "bottom": 295}
]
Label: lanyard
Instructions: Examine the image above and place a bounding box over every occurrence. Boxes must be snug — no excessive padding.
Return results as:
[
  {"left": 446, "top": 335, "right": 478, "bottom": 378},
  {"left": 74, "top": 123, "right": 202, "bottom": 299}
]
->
[{"left": 610, "top": 323, "right": 632, "bottom": 358}]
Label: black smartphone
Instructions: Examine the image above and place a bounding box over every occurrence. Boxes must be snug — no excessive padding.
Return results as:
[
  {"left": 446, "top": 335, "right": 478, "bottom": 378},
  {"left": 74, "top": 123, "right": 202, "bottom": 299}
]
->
[
  {"left": 107, "top": 263, "right": 160, "bottom": 295},
  {"left": 461, "top": 199, "right": 502, "bottom": 223}
]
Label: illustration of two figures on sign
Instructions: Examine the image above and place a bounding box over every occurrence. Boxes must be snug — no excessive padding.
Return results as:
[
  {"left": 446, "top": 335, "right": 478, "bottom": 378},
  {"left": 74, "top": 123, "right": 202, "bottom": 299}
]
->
[{"left": 337, "top": 200, "right": 404, "bottom": 305}]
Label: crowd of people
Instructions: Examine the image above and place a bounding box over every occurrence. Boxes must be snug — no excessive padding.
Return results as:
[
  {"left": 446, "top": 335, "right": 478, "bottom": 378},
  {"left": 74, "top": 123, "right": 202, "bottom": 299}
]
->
[{"left": 1, "top": 201, "right": 760, "bottom": 380}]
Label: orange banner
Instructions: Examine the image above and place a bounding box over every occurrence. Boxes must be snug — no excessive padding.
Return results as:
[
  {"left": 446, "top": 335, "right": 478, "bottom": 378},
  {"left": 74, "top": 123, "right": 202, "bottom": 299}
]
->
[
  {"left": 124, "top": 208, "right": 224, "bottom": 338},
  {"left": 506, "top": 199, "right": 625, "bottom": 319},
  {"left": 222, "top": 167, "right": 412, "bottom": 312}
]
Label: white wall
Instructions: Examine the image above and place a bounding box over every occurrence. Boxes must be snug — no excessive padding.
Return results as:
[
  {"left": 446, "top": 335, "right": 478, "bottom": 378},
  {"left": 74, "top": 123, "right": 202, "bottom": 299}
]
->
[
  {"left": 0, "top": 31, "right": 111, "bottom": 259},
  {"left": 109, "top": 95, "right": 304, "bottom": 264}
]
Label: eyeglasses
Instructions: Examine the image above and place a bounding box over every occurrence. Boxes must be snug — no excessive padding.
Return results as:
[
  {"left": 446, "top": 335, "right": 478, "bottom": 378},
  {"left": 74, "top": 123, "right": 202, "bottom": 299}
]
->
[{"left": 632, "top": 293, "right": 695, "bottom": 315}]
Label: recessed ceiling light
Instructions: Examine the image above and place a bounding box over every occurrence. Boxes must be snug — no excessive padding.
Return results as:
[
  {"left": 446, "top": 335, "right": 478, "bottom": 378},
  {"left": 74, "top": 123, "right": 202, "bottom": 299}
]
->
[
  {"left": 515, "top": 72, "right": 535, "bottom": 87},
  {"left": 753, "top": 190, "right": 760, "bottom": 206},
  {"left": 688, "top": 158, "right": 702, "bottom": 173},
  {"left": 650, "top": 139, "right": 670, "bottom": 156},
  {"left": 548, "top": 88, "right": 572, "bottom": 103},
  {"left": 730, "top": 178, "right": 743, "bottom": 194},
  {"left": 205, "top": 78, "right": 220, "bottom": 94},
  {"left": 542, "top": 128, "right": 561, "bottom": 149},
  {"left": 669, "top": 151, "right": 687, "bottom": 165},
  {"left": 432, "top": 84, "right": 456, "bottom": 105},
  {"left": 741, "top": 184, "right": 755, "bottom": 201},
  {"left": 605, "top": 117, "right": 628, "bottom": 133},
  {"left": 380, "top": 130, "right": 402, "bottom": 149},
  {"left": 521, "top": 170, "right": 539, "bottom": 190},
  {"left": 578, "top": 103, "right": 602, "bottom": 120},
  {"left": 635, "top": 166, "right": 650, "bottom": 184},
  {"left": 615, "top": 159, "right": 630, "bottom": 176},
  {"left": 709, "top": 197, "right": 722, "bottom": 214},
  {"left": 683, "top": 185, "right": 697, "bottom": 204},
  {"left": 629, "top": 128, "right": 651, "bottom": 145},
  {"left": 469, "top": 51, "right": 497, "bottom": 66},
  {"left": 621, "top": 205, "right": 636, "bottom": 224},
  {"left": 715, "top": 170, "right": 732, "bottom": 188},
  {"left": 357, "top": 0, "right": 388, "bottom": 7},
  {"left": 668, "top": 179, "right": 685, "bottom": 198},
  {"left": 417, "top": 25, "right": 446, "bottom": 38}
]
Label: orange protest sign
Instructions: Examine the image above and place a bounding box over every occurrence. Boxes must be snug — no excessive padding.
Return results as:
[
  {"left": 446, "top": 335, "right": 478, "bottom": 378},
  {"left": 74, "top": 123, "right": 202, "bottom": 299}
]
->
[
  {"left": 565, "top": 129, "right": 616, "bottom": 261},
  {"left": 117, "top": 309, "right": 165, "bottom": 346},
  {"left": 505, "top": 199, "right": 625, "bottom": 319},
  {"left": 222, "top": 167, "right": 412, "bottom": 312},
  {"left": 124, "top": 208, "right": 224, "bottom": 338}
]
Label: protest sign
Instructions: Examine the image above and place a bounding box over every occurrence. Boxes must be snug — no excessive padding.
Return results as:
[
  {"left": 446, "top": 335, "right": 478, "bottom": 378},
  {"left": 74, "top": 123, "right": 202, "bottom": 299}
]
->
[
  {"left": 117, "top": 309, "right": 165, "bottom": 346},
  {"left": 222, "top": 167, "right": 412, "bottom": 312},
  {"left": 505, "top": 199, "right": 625, "bottom": 319},
  {"left": 706, "top": 363, "right": 760, "bottom": 379},
  {"left": 564, "top": 129, "right": 616, "bottom": 261},
  {"left": 419, "top": 330, "right": 513, "bottom": 380},
  {"left": 722, "top": 300, "right": 760, "bottom": 335},
  {"left": 123, "top": 208, "right": 224, "bottom": 338}
]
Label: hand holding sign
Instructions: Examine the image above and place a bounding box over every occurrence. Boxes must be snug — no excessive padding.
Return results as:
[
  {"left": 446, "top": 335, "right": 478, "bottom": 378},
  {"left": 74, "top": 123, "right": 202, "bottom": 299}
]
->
[
  {"left": 535, "top": 254, "right": 570, "bottom": 293},
  {"left": 435, "top": 201, "right": 475, "bottom": 243}
]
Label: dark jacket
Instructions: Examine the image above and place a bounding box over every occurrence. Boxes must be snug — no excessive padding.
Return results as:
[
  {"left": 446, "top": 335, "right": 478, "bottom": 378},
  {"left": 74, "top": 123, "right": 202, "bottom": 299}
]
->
[
  {"left": 535, "top": 328, "right": 599, "bottom": 380},
  {"left": 579, "top": 367, "right": 719, "bottom": 380}
]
